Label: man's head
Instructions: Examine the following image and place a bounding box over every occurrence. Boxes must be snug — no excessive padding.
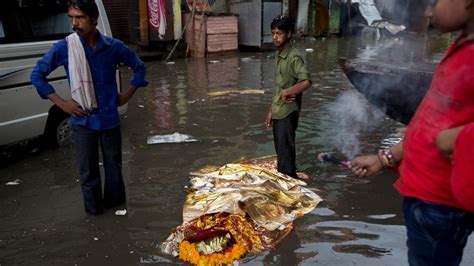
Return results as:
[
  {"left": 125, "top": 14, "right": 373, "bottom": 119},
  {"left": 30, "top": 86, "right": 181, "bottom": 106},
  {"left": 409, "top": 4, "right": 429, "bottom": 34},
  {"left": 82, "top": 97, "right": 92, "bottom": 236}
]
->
[
  {"left": 425, "top": 0, "right": 474, "bottom": 34},
  {"left": 67, "top": 0, "right": 99, "bottom": 36},
  {"left": 271, "top": 15, "right": 295, "bottom": 49}
]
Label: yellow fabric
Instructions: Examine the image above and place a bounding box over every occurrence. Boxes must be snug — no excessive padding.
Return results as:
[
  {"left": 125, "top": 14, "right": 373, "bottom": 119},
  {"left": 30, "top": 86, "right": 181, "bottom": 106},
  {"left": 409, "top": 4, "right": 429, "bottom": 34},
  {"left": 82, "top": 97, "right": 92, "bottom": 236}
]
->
[{"left": 173, "top": 0, "right": 182, "bottom": 39}]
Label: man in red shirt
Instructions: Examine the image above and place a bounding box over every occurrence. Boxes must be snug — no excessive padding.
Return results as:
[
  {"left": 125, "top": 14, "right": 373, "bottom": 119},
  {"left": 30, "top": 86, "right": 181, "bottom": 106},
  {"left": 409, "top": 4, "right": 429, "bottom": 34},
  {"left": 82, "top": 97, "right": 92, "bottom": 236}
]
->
[{"left": 349, "top": 0, "right": 474, "bottom": 264}]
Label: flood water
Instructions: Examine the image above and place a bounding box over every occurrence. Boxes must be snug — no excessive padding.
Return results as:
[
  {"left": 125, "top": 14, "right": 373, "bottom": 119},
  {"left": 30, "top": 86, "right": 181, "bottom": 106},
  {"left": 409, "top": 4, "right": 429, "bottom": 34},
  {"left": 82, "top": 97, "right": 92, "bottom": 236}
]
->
[{"left": 1, "top": 33, "right": 473, "bottom": 265}]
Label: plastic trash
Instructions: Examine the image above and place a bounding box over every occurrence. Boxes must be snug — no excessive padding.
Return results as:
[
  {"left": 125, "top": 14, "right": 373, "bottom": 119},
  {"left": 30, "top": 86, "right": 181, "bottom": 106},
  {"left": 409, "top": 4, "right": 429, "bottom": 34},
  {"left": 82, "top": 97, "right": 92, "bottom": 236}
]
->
[
  {"left": 147, "top": 132, "right": 198, "bottom": 144},
  {"left": 115, "top": 209, "right": 127, "bottom": 216},
  {"left": 6, "top": 179, "right": 21, "bottom": 186}
]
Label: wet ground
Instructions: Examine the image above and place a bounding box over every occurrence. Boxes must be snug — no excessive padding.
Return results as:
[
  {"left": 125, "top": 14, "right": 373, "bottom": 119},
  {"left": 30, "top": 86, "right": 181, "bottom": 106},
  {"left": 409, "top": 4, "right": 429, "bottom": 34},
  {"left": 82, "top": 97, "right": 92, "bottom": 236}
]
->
[{"left": 1, "top": 32, "right": 473, "bottom": 265}]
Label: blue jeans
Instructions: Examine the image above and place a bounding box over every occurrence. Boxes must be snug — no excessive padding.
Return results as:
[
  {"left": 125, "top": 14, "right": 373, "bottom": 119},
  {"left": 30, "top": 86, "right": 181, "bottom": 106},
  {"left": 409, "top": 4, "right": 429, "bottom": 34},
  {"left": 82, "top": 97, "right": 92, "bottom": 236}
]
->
[
  {"left": 403, "top": 197, "right": 473, "bottom": 266},
  {"left": 74, "top": 125, "right": 126, "bottom": 214},
  {"left": 272, "top": 111, "right": 299, "bottom": 178}
]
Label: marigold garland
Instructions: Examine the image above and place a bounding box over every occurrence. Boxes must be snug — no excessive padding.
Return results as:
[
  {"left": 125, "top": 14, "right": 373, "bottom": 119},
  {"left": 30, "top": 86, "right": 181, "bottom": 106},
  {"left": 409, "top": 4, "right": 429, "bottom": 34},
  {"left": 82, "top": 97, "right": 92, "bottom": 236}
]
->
[{"left": 179, "top": 240, "right": 246, "bottom": 265}]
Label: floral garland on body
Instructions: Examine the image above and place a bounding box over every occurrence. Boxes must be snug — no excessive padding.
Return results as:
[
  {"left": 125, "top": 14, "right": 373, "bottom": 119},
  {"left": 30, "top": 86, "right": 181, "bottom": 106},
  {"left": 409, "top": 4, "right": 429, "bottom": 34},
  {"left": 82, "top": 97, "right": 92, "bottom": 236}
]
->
[
  {"left": 179, "top": 240, "right": 246, "bottom": 265},
  {"left": 174, "top": 213, "right": 255, "bottom": 265},
  {"left": 161, "top": 159, "right": 322, "bottom": 265}
]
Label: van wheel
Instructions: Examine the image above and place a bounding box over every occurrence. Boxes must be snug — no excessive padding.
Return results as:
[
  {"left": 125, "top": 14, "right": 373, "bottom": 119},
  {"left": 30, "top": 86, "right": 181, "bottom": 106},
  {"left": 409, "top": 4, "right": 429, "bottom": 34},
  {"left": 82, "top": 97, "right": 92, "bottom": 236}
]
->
[{"left": 43, "top": 105, "right": 73, "bottom": 148}]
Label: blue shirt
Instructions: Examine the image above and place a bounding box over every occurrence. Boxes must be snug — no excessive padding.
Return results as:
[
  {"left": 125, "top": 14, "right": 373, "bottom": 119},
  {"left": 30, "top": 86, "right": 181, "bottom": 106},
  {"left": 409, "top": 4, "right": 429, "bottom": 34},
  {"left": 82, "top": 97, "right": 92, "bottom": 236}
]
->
[{"left": 30, "top": 31, "right": 148, "bottom": 130}]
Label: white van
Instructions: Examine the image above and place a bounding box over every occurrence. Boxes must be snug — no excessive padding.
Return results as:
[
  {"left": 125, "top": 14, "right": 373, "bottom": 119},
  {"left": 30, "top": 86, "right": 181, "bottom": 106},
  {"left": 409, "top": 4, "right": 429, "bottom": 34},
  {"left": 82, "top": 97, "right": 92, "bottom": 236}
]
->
[{"left": 0, "top": 0, "right": 120, "bottom": 148}]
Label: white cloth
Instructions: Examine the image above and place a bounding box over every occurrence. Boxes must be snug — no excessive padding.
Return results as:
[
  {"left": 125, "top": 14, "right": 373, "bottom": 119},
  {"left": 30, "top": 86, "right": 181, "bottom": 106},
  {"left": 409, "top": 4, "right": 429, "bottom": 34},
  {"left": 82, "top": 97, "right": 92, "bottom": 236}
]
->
[
  {"left": 352, "top": 0, "right": 405, "bottom": 35},
  {"left": 66, "top": 33, "right": 97, "bottom": 111},
  {"left": 355, "top": 0, "right": 383, "bottom": 26}
]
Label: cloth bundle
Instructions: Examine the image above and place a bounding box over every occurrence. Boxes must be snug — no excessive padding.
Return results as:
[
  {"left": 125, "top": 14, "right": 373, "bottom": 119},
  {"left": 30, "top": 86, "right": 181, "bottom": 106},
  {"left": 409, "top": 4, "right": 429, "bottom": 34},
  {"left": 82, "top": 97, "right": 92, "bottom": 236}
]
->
[{"left": 161, "top": 156, "right": 322, "bottom": 265}]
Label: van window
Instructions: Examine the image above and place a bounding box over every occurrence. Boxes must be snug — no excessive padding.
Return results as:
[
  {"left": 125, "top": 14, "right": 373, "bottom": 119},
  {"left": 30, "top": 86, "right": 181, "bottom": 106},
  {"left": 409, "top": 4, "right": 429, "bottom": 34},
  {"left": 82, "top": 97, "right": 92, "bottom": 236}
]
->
[{"left": 0, "top": 0, "right": 72, "bottom": 44}]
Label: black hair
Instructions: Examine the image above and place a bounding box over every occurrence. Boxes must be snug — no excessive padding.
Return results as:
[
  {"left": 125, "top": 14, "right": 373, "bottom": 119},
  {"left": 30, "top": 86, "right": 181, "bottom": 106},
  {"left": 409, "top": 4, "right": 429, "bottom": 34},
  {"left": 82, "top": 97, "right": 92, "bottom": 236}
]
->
[
  {"left": 270, "top": 15, "right": 295, "bottom": 34},
  {"left": 67, "top": 0, "right": 99, "bottom": 21}
]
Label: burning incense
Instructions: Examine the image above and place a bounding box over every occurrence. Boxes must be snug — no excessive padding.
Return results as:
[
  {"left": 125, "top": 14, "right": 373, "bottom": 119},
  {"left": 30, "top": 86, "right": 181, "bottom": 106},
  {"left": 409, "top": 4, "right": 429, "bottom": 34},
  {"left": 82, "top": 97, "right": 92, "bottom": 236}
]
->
[{"left": 317, "top": 152, "right": 351, "bottom": 168}]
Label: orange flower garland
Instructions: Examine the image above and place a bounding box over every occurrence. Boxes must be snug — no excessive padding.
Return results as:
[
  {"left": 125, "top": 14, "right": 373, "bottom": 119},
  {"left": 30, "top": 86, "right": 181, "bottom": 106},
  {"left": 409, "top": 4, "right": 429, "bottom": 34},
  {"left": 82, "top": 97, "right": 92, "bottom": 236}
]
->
[{"left": 179, "top": 240, "right": 246, "bottom": 265}]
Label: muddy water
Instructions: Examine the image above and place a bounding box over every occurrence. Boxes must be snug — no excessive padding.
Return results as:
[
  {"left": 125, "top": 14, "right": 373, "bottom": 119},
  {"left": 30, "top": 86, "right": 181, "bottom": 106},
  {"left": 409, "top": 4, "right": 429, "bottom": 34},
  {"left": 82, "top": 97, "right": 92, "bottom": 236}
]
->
[{"left": 1, "top": 34, "right": 473, "bottom": 265}]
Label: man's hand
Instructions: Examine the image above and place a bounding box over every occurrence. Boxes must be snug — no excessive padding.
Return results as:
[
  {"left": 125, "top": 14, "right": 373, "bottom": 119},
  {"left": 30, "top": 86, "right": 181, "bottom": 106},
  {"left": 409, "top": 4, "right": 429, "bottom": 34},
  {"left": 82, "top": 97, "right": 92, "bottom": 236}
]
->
[
  {"left": 349, "top": 155, "right": 383, "bottom": 177},
  {"left": 436, "top": 126, "right": 463, "bottom": 160},
  {"left": 59, "top": 99, "right": 87, "bottom": 117},
  {"left": 47, "top": 93, "right": 87, "bottom": 117},
  {"left": 281, "top": 89, "right": 296, "bottom": 103},
  {"left": 265, "top": 108, "right": 272, "bottom": 129}
]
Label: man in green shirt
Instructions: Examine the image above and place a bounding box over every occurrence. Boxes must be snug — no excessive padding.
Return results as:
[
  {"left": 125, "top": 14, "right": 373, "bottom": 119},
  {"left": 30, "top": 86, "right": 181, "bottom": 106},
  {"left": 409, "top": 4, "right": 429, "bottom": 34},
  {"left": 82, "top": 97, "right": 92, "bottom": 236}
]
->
[{"left": 265, "top": 15, "right": 312, "bottom": 178}]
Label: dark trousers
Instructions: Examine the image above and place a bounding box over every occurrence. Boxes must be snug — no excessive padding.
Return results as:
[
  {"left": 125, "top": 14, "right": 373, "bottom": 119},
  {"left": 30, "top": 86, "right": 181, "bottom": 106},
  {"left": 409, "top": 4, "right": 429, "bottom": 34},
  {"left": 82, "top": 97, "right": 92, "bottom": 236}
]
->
[
  {"left": 403, "top": 197, "right": 474, "bottom": 266},
  {"left": 74, "top": 125, "right": 126, "bottom": 214},
  {"left": 272, "top": 111, "right": 299, "bottom": 178}
]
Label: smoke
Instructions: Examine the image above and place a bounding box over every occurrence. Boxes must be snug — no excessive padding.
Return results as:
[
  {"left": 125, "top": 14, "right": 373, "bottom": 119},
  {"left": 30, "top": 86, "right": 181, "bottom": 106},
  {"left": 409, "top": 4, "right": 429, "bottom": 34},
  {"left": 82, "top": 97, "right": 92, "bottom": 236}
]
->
[{"left": 328, "top": 89, "right": 385, "bottom": 159}]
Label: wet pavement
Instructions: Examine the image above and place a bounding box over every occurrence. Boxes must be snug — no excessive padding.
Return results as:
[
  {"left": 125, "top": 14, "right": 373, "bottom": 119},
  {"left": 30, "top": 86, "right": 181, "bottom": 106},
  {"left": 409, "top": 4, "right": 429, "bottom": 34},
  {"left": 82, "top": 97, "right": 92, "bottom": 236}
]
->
[{"left": 1, "top": 33, "right": 473, "bottom": 265}]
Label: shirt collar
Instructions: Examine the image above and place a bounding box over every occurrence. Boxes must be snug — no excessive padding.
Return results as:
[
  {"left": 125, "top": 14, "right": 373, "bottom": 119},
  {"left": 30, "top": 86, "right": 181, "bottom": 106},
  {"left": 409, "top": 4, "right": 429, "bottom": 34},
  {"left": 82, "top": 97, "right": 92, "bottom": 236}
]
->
[
  {"left": 278, "top": 43, "right": 293, "bottom": 59},
  {"left": 78, "top": 30, "right": 111, "bottom": 50}
]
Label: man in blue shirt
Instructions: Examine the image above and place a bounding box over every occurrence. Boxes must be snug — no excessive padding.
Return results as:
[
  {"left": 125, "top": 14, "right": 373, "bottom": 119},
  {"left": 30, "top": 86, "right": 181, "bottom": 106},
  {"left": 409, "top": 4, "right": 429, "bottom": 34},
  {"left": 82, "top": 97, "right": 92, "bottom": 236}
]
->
[{"left": 30, "top": 0, "right": 148, "bottom": 215}]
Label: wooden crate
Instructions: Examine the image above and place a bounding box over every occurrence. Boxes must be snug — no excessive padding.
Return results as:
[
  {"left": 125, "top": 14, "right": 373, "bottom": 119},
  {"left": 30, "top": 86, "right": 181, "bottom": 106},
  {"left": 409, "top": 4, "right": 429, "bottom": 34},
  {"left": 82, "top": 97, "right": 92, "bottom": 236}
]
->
[{"left": 185, "top": 13, "right": 238, "bottom": 57}]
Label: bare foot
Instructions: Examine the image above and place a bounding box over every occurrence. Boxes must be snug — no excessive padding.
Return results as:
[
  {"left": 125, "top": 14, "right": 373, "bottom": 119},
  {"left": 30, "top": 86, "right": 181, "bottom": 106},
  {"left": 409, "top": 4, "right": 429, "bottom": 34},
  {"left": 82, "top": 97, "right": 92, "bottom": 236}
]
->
[{"left": 296, "top": 172, "right": 310, "bottom": 180}]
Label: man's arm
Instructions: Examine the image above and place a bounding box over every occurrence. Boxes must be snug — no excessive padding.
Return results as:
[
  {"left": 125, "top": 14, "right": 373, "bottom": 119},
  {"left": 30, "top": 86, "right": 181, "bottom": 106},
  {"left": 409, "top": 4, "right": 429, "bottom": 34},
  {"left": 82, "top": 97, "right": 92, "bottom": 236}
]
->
[
  {"left": 119, "top": 44, "right": 148, "bottom": 89},
  {"left": 281, "top": 79, "right": 312, "bottom": 102},
  {"left": 117, "top": 44, "right": 148, "bottom": 105},
  {"left": 265, "top": 105, "right": 272, "bottom": 129},
  {"left": 47, "top": 93, "right": 87, "bottom": 117},
  {"left": 30, "top": 43, "right": 86, "bottom": 117},
  {"left": 436, "top": 126, "right": 464, "bottom": 159},
  {"left": 30, "top": 45, "right": 61, "bottom": 100},
  {"left": 118, "top": 85, "right": 138, "bottom": 106},
  {"left": 281, "top": 55, "right": 312, "bottom": 102},
  {"left": 350, "top": 142, "right": 403, "bottom": 177}
]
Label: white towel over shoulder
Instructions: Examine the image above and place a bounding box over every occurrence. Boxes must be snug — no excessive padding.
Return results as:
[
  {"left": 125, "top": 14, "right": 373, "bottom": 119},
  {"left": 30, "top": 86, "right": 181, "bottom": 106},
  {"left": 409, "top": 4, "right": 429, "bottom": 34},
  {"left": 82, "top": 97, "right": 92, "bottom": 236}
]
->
[{"left": 66, "top": 33, "right": 97, "bottom": 111}]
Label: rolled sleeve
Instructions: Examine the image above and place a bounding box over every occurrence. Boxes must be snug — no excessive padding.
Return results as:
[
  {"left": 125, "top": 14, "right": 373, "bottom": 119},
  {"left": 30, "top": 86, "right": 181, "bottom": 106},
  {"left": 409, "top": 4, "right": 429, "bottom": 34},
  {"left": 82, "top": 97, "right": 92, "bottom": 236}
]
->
[
  {"left": 30, "top": 46, "right": 61, "bottom": 99},
  {"left": 292, "top": 56, "right": 311, "bottom": 82},
  {"left": 120, "top": 45, "right": 148, "bottom": 88}
]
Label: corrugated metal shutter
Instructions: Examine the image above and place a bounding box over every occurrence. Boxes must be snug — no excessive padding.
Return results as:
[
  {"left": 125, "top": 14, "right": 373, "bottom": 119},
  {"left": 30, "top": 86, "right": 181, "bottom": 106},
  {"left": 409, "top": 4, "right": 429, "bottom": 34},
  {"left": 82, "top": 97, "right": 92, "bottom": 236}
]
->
[{"left": 103, "top": 0, "right": 130, "bottom": 42}]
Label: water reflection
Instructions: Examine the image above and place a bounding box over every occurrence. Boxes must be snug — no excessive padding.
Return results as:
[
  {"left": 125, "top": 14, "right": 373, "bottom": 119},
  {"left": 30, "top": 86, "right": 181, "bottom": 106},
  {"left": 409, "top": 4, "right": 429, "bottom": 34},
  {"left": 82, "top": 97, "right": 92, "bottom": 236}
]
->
[
  {"left": 3, "top": 33, "right": 473, "bottom": 265},
  {"left": 124, "top": 33, "right": 474, "bottom": 265},
  {"left": 298, "top": 220, "right": 406, "bottom": 264}
]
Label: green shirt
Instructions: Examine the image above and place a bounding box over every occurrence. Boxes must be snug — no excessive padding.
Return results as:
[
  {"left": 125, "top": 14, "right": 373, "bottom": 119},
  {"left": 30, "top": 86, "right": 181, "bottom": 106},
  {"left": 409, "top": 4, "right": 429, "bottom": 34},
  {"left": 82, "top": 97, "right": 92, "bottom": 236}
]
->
[{"left": 272, "top": 44, "right": 311, "bottom": 120}]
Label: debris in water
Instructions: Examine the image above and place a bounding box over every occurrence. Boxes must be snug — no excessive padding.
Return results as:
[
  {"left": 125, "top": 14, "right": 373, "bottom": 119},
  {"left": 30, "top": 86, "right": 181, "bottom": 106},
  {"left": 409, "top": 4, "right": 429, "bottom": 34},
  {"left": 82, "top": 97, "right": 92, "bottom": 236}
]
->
[
  {"left": 367, "top": 214, "right": 397, "bottom": 220},
  {"left": 207, "top": 89, "right": 265, "bottom": 97},
  {"left": 5, "top": 179, "right": 21, "bottom": 186},
  {"left": 147, "top": 132, "right": 198, "bottom": 144},
  {"left": 115, "top": 209, "right": 127, "bottom": 216}
]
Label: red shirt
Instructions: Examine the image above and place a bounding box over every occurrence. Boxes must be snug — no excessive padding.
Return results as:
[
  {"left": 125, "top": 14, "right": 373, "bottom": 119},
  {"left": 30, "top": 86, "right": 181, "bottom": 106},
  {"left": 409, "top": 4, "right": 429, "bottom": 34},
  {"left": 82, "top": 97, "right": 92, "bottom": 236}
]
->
[
  {"left": 451, "top": 123, "right": 474, "bottom": 212},
  {"left": 395, "top": 35, "right": 474, "bottom": 210}
]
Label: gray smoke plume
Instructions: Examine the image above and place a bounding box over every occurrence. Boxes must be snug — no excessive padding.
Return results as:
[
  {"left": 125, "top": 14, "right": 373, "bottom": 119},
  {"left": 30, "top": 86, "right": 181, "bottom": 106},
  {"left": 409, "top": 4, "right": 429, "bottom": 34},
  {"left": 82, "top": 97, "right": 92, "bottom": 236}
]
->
[{"left": 328, "top": 89, "right": 385, "bottom": 159}]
